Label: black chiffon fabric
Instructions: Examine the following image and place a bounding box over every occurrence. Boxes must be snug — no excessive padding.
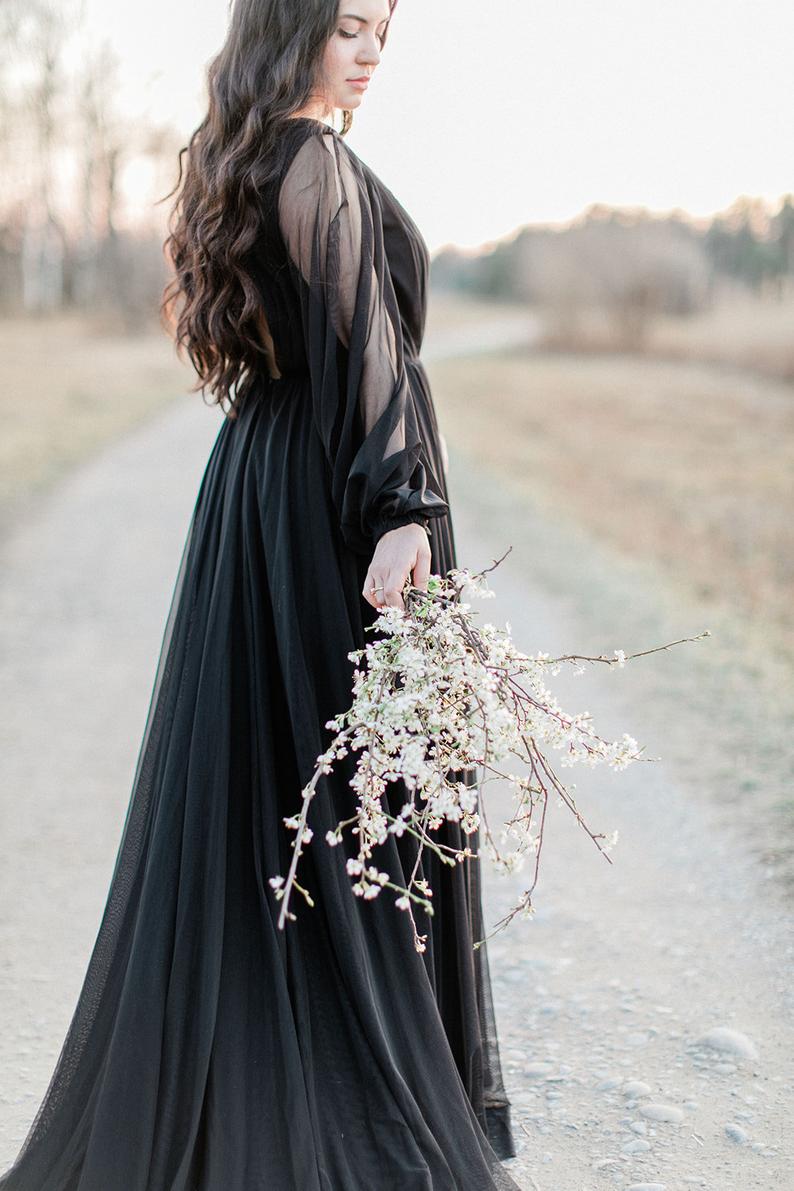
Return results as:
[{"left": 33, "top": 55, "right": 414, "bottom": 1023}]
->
[{"left": 0, "top": 116, "right": 520, "bottom": 1190}]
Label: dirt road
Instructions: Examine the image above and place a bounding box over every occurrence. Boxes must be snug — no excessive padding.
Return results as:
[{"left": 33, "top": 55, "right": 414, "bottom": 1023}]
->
[{"left": 1, "top": 380, "right": 792, "bottom": 1190}]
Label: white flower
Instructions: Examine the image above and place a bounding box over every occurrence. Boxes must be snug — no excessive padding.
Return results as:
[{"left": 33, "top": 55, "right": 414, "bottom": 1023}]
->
[{"left": 270, "top": 560, "right": 657, "bottom": 947}]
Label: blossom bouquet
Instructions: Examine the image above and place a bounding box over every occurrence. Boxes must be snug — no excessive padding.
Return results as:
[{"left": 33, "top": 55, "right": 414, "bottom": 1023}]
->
[{"left": 269, "top": 547, "right": 708, "bottom": 953}]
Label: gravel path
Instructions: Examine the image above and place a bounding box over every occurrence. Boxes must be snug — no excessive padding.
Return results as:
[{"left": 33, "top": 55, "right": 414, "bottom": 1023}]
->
[
  {"left": 1, "top": 383, "right": 792, "bottom": 1190},
  {"left": 450, "top": 462, "right": 794, "bottom": 1190}
]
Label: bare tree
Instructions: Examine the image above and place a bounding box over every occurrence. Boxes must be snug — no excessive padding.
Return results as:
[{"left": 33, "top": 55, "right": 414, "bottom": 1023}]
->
[{"left": 8, "top": 0, "right": 79, "bottom": 312}]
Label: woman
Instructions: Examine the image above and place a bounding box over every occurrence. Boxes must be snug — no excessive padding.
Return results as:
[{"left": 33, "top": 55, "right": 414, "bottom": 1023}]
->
[{"left": 0, "top": 1, "right": 520, "bottom": 1187}]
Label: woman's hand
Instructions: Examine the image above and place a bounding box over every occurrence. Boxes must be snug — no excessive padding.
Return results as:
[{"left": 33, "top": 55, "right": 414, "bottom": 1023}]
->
[{"left": 363, "top": 523, "right": 431, "bottom": 612}]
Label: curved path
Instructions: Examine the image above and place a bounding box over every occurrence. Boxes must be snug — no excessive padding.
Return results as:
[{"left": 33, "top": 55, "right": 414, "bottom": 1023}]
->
[{"left": 1, "top": 365, "right": 792, "bottom": 1190}]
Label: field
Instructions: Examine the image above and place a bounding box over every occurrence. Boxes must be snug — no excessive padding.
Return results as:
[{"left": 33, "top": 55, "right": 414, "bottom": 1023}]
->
[
  {"left": 0, "top": 313, "right": 191, "bottom": 533},
  {"left": 425, "top": 340, "right": 794, "bottom": 667},
  {"left": 2, "top": 296, "right": 792, "bottom": 675}
]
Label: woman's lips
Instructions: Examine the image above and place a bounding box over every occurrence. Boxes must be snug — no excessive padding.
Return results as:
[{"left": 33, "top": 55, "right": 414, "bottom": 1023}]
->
[{"left": 348, "top": 78, "right": 369, "bottom": 89}]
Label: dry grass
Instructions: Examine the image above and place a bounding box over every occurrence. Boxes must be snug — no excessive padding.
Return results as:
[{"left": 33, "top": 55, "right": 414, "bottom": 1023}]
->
[
  {"left": 4, "top": 301, "right": 792, "bottom": 673},
  {"left": 651, "top": 290, "right": 794, "bottom": 381},
  {"left": 0, "top": 313, "right": 193, "bottom": 530},
  {"left": 537, "top": 290, "right": 794, "bottom": 382},
  {"left": 427, "top": 345, "right": 794, "bottom": 663},
  {"left": 424, "top": 292, "right": 533, "bottom": 335},
  {"left": 0, "top": 299, "right": 526, "bottom": 532}
]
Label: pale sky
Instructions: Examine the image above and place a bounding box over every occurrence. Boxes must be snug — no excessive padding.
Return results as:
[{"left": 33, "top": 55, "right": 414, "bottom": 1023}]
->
[{"left": 83, "top": 0, "right": 793, "bottom": 252}]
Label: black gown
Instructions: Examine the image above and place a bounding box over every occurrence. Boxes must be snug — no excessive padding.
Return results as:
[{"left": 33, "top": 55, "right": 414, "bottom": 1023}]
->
[{"left": 0, "top": 116, "right": 520, "bottom": 1191}]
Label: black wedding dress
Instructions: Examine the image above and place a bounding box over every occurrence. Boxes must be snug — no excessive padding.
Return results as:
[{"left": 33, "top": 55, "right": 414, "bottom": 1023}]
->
[{"left": 0, "top": 116, "right": 520, "bottom": 1190}]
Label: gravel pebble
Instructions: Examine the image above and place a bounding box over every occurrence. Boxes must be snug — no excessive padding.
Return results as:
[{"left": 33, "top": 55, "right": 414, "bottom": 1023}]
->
[
  {"left": 621, "top": 1138, "right": 652, "bottom": 1154},
  {"left": 623, "top": 1080, "right": 652, "bottom": 1097},
  {"left": 638, "top": 1103, "right": 684, "bottom": 1123},
  {"left": 524, "top": 1061, "right": 555, "bottom": 1078},
  {"left": 696, "top": 1027, "right": 759, "bottom": 1061}
]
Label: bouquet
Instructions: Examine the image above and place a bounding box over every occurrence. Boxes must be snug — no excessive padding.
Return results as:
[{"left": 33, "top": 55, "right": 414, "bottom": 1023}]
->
[{"left": 268, "top": 547, "right": 708, "bottom": 953}]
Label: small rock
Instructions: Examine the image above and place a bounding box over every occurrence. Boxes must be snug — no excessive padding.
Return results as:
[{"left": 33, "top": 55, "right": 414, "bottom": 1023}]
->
[
  {"left": 696, "top": 1027, "right": 758, "bottom": 1061},
  {"left": 682, "top": 1100, "right": 698, "bottom": 1110},
  {"left": 623, "top": 1080, "right": 652, "bottom": 1097},
  {"left": 725, "top": 1123, "right": 749, "bottom": 1144},
  {"left": 714, "top": 1062, "right": 737, "bottom": 1074},
  {"left": 626, "top": 1184, "right": 666, "bottom": 1191},
  {"left": 639, "top": 1103, "right": 684, "bottom": 1123},
  {"left": 750, "top": 1141, "right": 765, "bottom": 1152},
  {"left": 525, "top": 1061, "right": 554, "bottom": 1077},
  {"left": 596, "top": 1077, "right": 623, "bottom": 1091},
  {"left": 621, "top": 1139, "right": 652, "bottom": 1154},
  {"left": 628, "top": 1121, "right": 648, "bottom": 1135}
]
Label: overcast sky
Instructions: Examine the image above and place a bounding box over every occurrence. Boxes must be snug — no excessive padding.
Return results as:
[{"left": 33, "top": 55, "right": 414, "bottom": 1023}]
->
[{"left": 83, "top": 0, "right": 793, "bottom": 252}]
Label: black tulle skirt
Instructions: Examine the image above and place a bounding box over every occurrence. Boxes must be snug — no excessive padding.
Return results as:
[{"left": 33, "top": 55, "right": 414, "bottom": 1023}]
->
[{"left": 0, "top": 373, "right": 520, "bottom": 1190}]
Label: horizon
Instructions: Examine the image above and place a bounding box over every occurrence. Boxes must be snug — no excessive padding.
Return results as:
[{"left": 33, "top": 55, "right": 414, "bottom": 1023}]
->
[{"left": 63, "top": 0, "right": 794, "bottom": 252}]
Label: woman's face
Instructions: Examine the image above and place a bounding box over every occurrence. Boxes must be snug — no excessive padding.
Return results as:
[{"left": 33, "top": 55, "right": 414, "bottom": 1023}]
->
[{"left": 317, "top": 1, "right": 392, "bottom": 114}]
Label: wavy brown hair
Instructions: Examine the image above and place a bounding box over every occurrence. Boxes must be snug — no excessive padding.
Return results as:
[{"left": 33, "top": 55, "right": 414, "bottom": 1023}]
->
[{"left": 160, "top": 0, "right": 398, "bottom": 418}]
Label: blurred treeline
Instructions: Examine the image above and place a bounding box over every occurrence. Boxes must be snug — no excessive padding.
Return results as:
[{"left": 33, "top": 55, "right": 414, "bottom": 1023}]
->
[
  {"left": 0, "top": 0, "right": 184, "bottom": 330},
  {"left": 432, "top": 197, "right": 794, "bottom": 373},
  {"left": 2, "top": 0, "right": 793, "bottom": 372}
]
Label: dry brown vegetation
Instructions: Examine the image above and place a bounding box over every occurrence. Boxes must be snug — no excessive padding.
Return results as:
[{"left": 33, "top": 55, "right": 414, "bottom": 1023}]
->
[
  {"left": 426, "top": 334, "right": 794, "bottom": 666},
  {"left": 537, "top": 288, "right": 794, "bottom": 382},
  {"left": 0, "top": 313, "right": 192, "bottom": 530},
  {"left": 3, "top": 297, "right": 792, "bottom": 678}
]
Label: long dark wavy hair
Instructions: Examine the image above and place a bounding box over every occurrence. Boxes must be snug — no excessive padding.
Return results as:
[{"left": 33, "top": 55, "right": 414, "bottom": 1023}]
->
[{"left": 160, "top": 0, "right": 398, "bottom": 417}]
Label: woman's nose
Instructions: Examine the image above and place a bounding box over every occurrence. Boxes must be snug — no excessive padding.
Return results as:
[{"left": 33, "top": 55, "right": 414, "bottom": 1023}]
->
[{"left": 358, "top": 44, "right": 380, "bottom": 68}]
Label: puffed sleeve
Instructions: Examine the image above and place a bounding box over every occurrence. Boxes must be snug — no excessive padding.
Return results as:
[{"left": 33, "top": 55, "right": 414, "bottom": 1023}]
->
[{"left": 277, "top": 128, "right": 450, "bottom": 556}]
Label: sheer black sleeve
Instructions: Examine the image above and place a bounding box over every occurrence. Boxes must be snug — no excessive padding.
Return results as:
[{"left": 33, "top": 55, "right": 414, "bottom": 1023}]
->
[{"left": 278, "top": 128, "right": 450, "bottom": 556}]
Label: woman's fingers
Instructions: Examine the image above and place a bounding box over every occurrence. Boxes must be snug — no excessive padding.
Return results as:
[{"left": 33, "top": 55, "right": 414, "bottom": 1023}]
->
[
  {"left": 382, "top": 571, "right": 406, "bottom": 611},
  {"left": 362, "top": 524, "right": 432, "bottom": 611},
  {"left": 363, "top": 568, "right": 405, "bottom": 611},
  {"left": 411, "top": 545, "right": 431, "bottom": 593},
  {"left": 362, "top": 569, "right": 384, "bottom": 609}
]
